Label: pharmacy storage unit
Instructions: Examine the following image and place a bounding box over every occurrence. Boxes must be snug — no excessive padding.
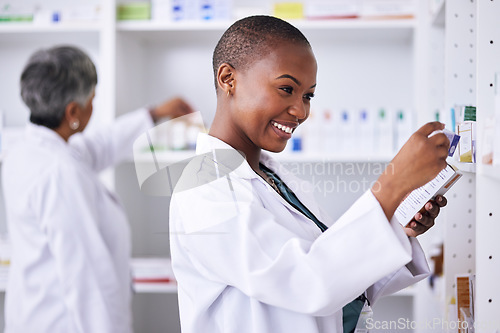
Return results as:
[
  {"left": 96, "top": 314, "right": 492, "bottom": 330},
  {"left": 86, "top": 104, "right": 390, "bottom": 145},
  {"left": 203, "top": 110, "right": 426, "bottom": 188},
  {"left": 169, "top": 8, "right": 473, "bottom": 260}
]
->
[
  {"left": 6, "top": 0, "right": 499, "bottom": 332},
  {"left": 476, "top": 0, "right": 500, "bottom": 331}
]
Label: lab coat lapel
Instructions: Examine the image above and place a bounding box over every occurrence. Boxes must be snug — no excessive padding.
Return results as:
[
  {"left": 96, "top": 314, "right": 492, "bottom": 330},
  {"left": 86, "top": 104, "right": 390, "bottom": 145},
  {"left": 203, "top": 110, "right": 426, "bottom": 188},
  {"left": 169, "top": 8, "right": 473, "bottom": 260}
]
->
[{"left": 260, "top": 153, "right": 326, "bottom": 225}]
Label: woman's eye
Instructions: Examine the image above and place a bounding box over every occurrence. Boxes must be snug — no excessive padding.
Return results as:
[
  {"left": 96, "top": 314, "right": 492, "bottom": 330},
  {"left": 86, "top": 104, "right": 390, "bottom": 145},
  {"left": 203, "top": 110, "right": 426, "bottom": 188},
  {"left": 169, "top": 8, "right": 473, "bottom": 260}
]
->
[
  {"left": 304, "top": 93, "right": 315, "bottom": 101},
  {"left": 280, "top": 87, "right": 293, "bottom": 94}
]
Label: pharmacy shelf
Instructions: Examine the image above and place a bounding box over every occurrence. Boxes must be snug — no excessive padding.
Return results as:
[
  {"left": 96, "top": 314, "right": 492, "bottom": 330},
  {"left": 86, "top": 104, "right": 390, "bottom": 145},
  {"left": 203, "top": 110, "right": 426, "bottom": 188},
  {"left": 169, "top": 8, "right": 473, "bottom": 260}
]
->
[
  {"left": 116, "top": 18, "right": 416, "bottom": 32},
  {"left": 431, "top": 0, "right": 445, "bottom": 27},
  {"left": 0, "top": 277, "right": 177, "bottom": 294},
  {"left": 480, "top": 164, "right": 500, "bottom": 182},
  {"left": 448, "top": 160, "right": 476, "bottom": 174},
  {"left": 0, "top": 281, "right": 177, "bottom": 294},
  {"left": 270, "top": 152, "right": 394, "bottom": 163},
  {"left": 390, "top": 286, "right": 416, "bottom": 297},
  {"left": 133, "top": 150, "right": 197, "bottom": 164},
  {"left": 117, "top": 20, "right": 230, "bottom": 32},
  {"left": 133, "top": 283, "right": 177, "bottom": 294},
  {"left": 0, "top": 22, "right": 102, "bottom": 33},
  {"left": 133, "top": 283, "right": 415, "bottom": 296},
  {"left": 133, "top": 150, "right": 394, "bottom": 164}
]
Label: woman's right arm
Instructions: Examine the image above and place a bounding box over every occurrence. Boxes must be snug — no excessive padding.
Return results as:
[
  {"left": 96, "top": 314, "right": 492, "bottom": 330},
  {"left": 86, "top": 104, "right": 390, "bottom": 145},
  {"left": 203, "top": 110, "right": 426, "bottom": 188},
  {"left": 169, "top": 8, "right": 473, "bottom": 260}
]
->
[
  {"left": 170, "top": 165, "right": 416, "bottom": 317},
  {"left": 372, "top": 122, "right": 450, "bottom": 221},
  {"left": 69, "top": 98, "right": 193, "bottom": 172}
]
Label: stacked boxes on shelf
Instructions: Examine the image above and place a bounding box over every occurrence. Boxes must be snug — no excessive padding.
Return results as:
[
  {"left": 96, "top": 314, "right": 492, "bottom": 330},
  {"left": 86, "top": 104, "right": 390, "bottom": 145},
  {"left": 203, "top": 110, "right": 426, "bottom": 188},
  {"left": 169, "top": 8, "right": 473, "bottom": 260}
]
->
[
  {"left": 0, "top": 1, "right": 101, "bottom": 24},
  {"left": 117, "top": 0, "right": 232, "bottom": 21},
  {"left": 130, "top": 257, "right": 177, "bottom": 291},
  {"left": 293, "top": 107, "right": 413, "bottom": 157},
  {"left": 116, "top": 0, "right": 416, "bottom": 23},
  {"left": 456, "top": 106, "right": 476, "bottom": 163},
  {"left": 274, "top": 0, "right": 415, "bottom": 20}
]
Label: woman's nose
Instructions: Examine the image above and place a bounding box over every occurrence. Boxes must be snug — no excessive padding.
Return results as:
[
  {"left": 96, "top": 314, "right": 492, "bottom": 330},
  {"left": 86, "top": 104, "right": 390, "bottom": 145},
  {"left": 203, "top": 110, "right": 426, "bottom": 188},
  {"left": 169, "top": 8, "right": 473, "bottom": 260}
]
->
[{"left": 288, "top": 98, "right": 308, "bottom": 121}]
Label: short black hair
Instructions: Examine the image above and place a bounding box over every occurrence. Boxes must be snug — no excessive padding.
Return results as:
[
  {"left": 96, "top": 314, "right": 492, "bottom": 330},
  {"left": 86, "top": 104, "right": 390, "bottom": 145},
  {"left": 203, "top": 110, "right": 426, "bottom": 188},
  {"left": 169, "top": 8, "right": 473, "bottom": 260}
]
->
[{"left": 212, "top": 15, "right": 311, "bottom": 90}]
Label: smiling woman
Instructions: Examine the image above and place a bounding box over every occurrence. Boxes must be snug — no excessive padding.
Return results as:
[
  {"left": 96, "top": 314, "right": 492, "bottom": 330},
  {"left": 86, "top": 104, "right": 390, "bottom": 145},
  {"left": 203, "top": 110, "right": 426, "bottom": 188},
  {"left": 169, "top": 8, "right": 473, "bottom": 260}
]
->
[
  {"left": 210, "top": 17, "right": 317, "bottom": 163},
  {"left": 169, "top": 15, "right": 450, "bottom": 333}
]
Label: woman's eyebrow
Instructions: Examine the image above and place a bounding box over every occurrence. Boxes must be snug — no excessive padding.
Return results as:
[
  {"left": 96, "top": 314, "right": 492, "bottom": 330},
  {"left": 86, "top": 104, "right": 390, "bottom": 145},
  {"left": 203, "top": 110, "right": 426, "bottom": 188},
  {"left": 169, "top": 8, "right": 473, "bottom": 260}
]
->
[
  {"left": 275, "top": 74, "right": 316, "bottom": 89},
  {"left": 276, "top": 74, "right": 301, "bottom": 86}
]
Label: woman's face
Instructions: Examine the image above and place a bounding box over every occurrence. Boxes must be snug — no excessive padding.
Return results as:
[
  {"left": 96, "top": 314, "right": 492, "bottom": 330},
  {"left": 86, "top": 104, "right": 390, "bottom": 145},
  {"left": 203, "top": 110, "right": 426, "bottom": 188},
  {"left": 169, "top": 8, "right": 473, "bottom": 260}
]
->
[{"left": 230, "top": 42, "right": 317, "bottom": 153}]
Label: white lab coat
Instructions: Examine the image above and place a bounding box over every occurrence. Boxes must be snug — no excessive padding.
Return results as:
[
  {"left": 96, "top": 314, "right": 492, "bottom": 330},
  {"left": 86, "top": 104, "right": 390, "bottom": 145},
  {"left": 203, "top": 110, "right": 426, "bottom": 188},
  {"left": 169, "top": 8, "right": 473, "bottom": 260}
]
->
[
  {"left": 169, "top": 133, "right": 431, "bottom": 333},
  {"left": 2, "top": 109, "right": 153, "bottom": 333}
]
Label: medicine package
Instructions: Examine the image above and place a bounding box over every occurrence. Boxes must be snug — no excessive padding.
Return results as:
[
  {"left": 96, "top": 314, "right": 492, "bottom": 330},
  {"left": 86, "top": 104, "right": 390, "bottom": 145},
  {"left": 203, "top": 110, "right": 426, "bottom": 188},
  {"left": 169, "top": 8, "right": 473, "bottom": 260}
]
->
[
  {"left": 430, "top": 128, "right": 461, "bottom": 157},
  {"left": 394, "top": 164, "right": 462, "bottom": 226}
]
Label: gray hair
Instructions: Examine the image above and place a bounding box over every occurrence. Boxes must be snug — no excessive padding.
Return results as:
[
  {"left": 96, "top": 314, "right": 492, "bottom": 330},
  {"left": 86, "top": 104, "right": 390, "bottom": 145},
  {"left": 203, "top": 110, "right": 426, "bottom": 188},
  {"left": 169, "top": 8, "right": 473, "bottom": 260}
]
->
[{"left": 20, "top": 46, "right": 98, "bottom": 129}]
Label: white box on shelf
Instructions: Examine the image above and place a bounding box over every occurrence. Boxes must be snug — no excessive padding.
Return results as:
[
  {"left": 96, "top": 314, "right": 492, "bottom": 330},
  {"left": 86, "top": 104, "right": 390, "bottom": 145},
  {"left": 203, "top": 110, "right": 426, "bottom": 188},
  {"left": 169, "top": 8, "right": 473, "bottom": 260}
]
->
[
  {"left": 304, "top": 0, "right": 360, "bottom": 20},
  {"left": 374, "top": 107, "right": 394, "bottom": 156},
  {"left": 151, "top": 0, "right": 172, "bottom": 21},
  {"left": 60, "top": 5, "right": 101, "bottom": 22},
  {"left": 337, "top": 108, "right": 354, "bottom": 155},
  {"left": 458, "top": 121, "right": 476, "bottom": 163},
  {"left": 356, "top": 108, "right": 375, "bottom": 154},
  {"left": 320, "top": 108, "right": 335, "bottom": 153},
  {"left": 130, "top": 257, "right": 176, "bottom": 290},
  {"left": 301, "top": 108, "right": 322, "bottom": 154},
  {"left": 394, "top": 108, "right": 414, "bottom": 152},
  {"left": 359, "top": 0, "right": 415, "bottom": 19}
]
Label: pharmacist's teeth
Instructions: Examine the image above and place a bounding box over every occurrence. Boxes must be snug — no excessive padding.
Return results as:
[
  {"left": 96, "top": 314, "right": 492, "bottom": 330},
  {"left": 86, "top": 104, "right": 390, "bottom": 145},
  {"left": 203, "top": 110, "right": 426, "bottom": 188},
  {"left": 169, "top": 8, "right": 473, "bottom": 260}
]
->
[{"left": 272, "top": 121, "right": 293, "bottom": 134}]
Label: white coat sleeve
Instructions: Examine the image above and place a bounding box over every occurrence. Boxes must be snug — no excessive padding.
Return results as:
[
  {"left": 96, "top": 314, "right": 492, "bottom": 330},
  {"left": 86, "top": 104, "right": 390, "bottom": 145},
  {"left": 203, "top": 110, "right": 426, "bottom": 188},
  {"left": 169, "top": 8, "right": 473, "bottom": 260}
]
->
[
  {"left": 312, "top": 180, "right": 431, "bottom": 305},
  {"left": 170, "top": 169, "right": 417, "bottom": 317},
  {"left": 69, "top": 108, "right": 153, "bottom": 172},
  {"left": 34, "top": 164, "right": 127, "bottom": 333},
  {"left": 366, "top": 234, "right": 430, "bottom": 305}
]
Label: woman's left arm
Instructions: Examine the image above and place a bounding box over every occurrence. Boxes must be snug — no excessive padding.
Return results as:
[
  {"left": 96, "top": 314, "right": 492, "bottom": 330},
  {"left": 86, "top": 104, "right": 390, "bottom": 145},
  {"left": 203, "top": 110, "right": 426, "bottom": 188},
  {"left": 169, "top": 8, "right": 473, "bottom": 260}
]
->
[{"left": 69, "top": 109, "right": 153, "bottom": 172}]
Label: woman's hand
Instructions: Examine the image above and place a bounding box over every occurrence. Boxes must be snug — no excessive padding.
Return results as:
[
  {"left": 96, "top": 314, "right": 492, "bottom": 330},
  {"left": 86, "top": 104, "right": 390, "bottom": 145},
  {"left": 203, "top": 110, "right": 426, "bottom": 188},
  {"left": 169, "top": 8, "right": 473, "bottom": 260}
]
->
[
  {"left": 149, "top": 97, "right": 194, "bottom": 122},
  {"left": 372, "top": 122, "right": 450, "bottom": 220},
  {"left": 389, "top": 122, "right": 450, "bottom": 192},
  {"left": 404, "top": 195, "right": 448, "bottom": 237}
]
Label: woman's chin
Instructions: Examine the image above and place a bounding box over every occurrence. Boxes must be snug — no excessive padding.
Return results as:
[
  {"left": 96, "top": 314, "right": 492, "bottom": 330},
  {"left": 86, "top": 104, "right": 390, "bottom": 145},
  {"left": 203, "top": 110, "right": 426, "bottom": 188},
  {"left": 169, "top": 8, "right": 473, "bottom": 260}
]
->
[{"left": 263, "top": 143, "right": 288, "bottom": 153}]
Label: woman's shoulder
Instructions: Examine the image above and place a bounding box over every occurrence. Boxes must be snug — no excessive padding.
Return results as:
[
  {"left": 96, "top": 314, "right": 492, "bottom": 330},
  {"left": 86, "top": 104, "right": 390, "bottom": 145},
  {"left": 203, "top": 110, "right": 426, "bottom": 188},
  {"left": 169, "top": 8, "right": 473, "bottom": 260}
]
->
[
  {"left": 173, "top": 151, "right": 249, "bottom": 197},
  {"left": 4, "top": 139, "right": 89, "bottom": 188}
]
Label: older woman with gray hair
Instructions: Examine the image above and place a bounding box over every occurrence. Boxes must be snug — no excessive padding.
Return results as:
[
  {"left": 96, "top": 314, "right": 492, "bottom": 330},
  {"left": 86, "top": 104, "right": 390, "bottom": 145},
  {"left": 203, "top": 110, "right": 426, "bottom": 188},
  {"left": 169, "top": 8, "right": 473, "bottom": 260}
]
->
[{"left": 1, "top": 46, "right": 193, "bottom": 333}]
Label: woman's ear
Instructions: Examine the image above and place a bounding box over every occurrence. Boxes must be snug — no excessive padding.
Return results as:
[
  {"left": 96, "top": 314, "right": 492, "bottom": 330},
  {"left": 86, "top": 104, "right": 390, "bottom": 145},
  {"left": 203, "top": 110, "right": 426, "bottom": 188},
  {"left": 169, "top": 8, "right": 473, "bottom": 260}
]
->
[
  {"left": 64, "top": 101, "right": 82, "bottom": 130},
  {"left": 217, "top": 63, "right": 235, "bottom": 96}
]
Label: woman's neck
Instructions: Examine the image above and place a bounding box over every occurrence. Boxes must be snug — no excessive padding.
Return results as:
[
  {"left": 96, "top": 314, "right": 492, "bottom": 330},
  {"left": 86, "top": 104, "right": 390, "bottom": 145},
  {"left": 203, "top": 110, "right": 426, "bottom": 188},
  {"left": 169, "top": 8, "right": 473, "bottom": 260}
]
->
[
  {"left": 54, "top": 126, "right": 72, "bottom": 142},
  {"left": 209, "top": 117, "right": 261, "bottom": 172}
]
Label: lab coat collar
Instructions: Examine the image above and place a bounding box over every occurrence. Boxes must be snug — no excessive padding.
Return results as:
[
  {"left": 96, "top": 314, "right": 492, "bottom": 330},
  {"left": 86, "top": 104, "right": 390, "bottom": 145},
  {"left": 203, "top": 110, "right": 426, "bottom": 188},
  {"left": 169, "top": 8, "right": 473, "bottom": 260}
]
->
[
  {"left": 195, "top": 133, "right": 328, "bottom": 226},
  {"left": 195, "top": 133, "right": 286, "bottom": 181},
  {"left": 195, "top": 133, "right": 327, "bottom": 231},
  {"left": 25, "top": 122, "right": 67, "bottom": 150},
  {"left": 195, "top": 133, "right": 258, "bottom": 180}
]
